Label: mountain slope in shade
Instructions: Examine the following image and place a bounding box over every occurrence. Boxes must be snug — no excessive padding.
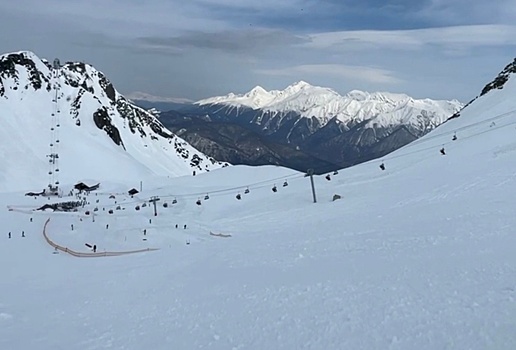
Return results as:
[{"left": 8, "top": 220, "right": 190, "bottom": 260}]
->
[{"left": 0, "top": 51, "right": 224, "bottom": 192}]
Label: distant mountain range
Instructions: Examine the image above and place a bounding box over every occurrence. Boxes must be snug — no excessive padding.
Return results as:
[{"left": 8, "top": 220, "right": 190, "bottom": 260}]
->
[{"left": 134, "top": 82, "right": 462, "bottom": 173}]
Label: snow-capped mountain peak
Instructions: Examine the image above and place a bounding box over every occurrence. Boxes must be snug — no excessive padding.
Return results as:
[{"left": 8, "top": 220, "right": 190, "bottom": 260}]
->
[
  {"left": 196, "top": 82, "right": 463, "bottom": 130},
  {"left": 0, "top": 51, "right": 224, "bottom": 191}
]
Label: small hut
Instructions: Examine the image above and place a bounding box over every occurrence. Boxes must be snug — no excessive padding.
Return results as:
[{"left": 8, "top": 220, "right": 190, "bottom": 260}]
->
[
  {"left": 74, "top": 182, "right": 100, "bottom": 192},
  {"left": 128, "top": 188, "right": 139, "bottom": 196}
]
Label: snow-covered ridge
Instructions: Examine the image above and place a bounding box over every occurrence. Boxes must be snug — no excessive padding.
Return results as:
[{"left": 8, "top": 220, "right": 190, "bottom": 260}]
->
[
  {"left": 196, "top": 81, "right": 463, "bottom": 129},
  {"left": 0, "top": 50, "right": 225, "bottom": 191}
]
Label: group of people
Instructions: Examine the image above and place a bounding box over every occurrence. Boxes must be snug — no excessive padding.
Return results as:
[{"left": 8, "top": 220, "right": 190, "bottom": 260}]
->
[{"left": 7, "top": 231, "right": 24, "bottom": 238}]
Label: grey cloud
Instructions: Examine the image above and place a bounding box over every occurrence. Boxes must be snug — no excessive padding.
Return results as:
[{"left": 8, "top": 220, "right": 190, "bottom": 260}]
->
[
  {"left": 137, "top": 29, "right": 309, "bottom": 54},
  {"left": 0, "top": 0, "right": 514, "bottom": 104},
  {"left": 416, "top": 0, "right": 516, "bottom": 24}
]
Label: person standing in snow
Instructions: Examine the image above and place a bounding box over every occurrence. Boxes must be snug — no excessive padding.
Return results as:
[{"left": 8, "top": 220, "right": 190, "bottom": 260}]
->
[
  {"left": 21, "top": 231, "right": 25, "bottom": 237},
  {"left": 93, "top": 245, "right": 97, "bottom": 253},
  {"left": 8, "top": 232, "right": 11, "bottom": 239}
]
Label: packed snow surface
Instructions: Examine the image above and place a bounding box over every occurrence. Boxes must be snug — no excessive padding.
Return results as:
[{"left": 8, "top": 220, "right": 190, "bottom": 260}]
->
[{"left": 1, "top": 77, "right": 516, "bottom": 349}]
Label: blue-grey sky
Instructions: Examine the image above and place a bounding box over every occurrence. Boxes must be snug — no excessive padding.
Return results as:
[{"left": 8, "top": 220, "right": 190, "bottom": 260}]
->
[{"left": 0, "top": 0, "right": 515, "bottom": 102}]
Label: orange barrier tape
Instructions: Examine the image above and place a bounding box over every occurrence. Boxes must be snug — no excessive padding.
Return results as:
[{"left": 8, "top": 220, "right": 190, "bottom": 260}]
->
[{"left": 43, "top": 218, "right": 159, "bottom": 257}]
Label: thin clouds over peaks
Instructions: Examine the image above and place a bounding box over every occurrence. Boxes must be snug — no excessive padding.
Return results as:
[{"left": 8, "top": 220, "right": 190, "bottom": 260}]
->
[{"left": 257, "top": 64, "right": 402, "bottom": 84}]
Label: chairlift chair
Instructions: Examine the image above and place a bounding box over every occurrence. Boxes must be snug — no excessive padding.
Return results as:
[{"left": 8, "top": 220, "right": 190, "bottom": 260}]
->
[
  {"left": 283, "top": 180, "right": 288, "bottom": 187},
  {"left": 204, "top": 194, "right": 210, "bottom": 200},
  {"left": 172, "top": 198, "right": 177, "bottom": 204},
  {"left": 196, "top": 199, "right": 202, "bottom": 206},
  {"left": 272, "top": 185, "right": 277, "bottom": 193},
  {"left": 325, "top": 174, "right": 331, "bottom": 181},
  {"left": 379, "top": 162, "right": 386, "bottom": 171},
  {"left": 244, "top": 187, "right": 250, "bottom": 194},
  {"left": 236, "top": 193, "right": 241, "bottom": 200}
]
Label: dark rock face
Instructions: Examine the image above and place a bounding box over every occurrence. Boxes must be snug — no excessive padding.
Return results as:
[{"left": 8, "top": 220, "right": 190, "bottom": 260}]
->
[
  {"left": 448, "top": 57, "right": 516, "bottom": 122},
  {"left": 97, "top": 71, "right": 116, "bottom": 102},
  {"left": 481, "top": 58, "right": 516, "bottom": 96},
  {"left": 93, "top": 107, "right": 124, "bottom": 148},
  {"left": 0, "top": 53, "right": 50, "bottom": 97}
]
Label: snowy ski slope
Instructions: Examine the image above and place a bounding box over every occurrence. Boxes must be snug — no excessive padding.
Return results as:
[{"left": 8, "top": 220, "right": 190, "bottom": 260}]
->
[{"left": 1, "top": 72, "right": 516, "bottom": 349}]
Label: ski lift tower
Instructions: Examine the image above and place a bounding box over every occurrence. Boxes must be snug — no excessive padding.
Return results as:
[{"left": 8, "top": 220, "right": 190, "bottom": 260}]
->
[{"left": 46, "top": 58, "right": 62, "bottom": 196}]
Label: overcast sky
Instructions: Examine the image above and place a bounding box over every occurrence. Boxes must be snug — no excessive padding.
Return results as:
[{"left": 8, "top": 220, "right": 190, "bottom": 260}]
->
[{"left": 1, "top": 0, "right": 515, "bottom": 102}]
